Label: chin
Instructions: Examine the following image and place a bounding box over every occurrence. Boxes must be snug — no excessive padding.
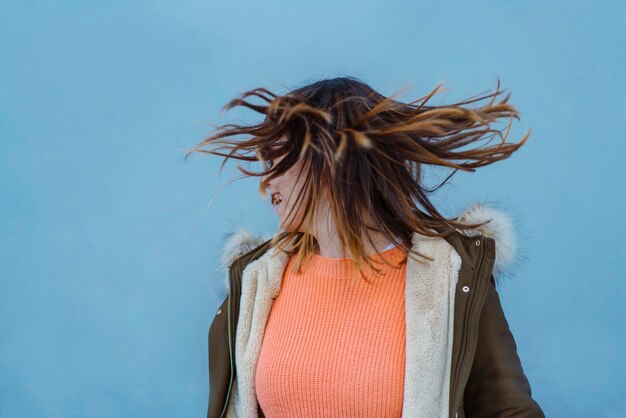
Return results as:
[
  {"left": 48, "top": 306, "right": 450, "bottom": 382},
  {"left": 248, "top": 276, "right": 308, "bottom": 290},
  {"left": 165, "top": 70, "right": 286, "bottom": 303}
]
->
[
  {"left": 276, "top": 204, "right": 305, "bottom": 233},
  {"left": 279, "top": 220, "right": 294, "bottom": 232},
  {"left": 278, "top": 217, "right": 299, "bottom": 233}
]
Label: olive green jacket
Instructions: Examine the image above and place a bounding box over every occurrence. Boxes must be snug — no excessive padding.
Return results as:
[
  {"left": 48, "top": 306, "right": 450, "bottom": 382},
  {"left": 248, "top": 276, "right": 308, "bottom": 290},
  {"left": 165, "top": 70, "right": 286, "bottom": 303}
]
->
[{"left": 206, "top": 202, "right": 545, "bottom": 418}]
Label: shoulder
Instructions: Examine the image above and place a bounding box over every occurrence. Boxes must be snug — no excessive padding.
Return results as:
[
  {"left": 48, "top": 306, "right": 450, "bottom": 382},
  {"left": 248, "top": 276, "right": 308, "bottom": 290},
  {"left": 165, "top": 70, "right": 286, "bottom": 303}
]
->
[
  {"left": 213, "top": 229, "right": 273, "bottom": 300},
  {"left": 218, "top": 229, "right": 272, "bottom": 272},
  {"left": 447, "top": 201, "right": 526, "bottom": 288}
]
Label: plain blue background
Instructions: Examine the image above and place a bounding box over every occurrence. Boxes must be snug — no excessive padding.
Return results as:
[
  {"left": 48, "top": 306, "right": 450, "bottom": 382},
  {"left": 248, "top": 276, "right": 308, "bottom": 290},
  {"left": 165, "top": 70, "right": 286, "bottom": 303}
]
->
[{"left": 1, "top": 1, "right": 624, "bottom": 417}]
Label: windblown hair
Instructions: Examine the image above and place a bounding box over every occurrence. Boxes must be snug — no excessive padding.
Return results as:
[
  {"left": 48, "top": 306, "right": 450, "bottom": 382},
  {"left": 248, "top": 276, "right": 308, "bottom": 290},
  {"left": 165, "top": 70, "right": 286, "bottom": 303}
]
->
[{"left": 186, "top": 76, "right": 530, "bottom": 283}]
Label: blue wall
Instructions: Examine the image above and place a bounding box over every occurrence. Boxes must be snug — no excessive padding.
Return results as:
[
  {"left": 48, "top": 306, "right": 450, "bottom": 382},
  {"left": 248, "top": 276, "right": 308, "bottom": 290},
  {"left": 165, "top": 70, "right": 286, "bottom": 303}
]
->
[{"left": 1, "top": 1, "right": 624, "bottom": 417}]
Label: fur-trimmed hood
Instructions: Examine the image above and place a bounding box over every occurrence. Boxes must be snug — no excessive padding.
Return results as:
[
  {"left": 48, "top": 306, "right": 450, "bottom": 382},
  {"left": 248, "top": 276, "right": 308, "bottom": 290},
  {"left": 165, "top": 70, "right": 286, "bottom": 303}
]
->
[{"left": 215, "top": 202, "right": 525, "bottom": 295}]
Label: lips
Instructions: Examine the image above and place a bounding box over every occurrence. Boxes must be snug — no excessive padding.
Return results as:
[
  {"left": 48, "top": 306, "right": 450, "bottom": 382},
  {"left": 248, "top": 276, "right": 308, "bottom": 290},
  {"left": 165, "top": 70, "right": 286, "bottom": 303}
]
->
[{"left": 271, "top": 192, "right": 283, "bottom": 207}]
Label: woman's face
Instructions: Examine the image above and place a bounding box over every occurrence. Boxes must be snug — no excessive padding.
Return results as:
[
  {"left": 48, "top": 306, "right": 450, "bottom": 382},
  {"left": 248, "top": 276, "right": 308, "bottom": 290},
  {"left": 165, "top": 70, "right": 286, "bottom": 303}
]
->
[{"left": 261, "top": 153, "right": 312, "bottom": 232}]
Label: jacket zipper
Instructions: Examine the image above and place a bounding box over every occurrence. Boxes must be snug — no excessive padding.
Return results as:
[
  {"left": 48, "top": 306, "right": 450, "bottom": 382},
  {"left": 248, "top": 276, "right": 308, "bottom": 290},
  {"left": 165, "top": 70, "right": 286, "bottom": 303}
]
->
[
  {"left": 219, "top": 268, "right": 234, "bottom": 418},
  {"left": 450, "top": 238, "right": 486, "bottom": 417},
  {"left": 450, "top": 275, "right": 475, "bottom": 415}
]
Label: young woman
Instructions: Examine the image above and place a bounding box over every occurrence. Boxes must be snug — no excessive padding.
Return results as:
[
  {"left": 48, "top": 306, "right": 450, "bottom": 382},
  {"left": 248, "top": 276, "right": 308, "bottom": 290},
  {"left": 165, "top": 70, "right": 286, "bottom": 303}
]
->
[{"left": 188, "top": 76, "right": 545, "bottom": 418}]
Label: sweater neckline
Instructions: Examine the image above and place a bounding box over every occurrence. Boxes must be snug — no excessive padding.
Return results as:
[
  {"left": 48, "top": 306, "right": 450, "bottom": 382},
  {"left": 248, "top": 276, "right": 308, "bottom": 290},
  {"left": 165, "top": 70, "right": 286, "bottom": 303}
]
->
[{"left": 304, "top": 244, "right": 407, "bottom": 279}]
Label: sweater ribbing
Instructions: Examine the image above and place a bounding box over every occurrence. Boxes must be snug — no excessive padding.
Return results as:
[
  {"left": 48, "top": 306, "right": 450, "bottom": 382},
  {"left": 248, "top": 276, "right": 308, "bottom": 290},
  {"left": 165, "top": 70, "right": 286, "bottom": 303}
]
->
[{"left": 255, "top": 245, "right": 408, "bottom": 417}]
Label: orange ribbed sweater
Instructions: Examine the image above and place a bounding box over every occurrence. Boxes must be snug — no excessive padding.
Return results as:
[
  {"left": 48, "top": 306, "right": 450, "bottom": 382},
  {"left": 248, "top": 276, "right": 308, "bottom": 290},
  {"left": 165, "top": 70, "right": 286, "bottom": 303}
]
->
[{"left": 255, "top": 244, "right": 408, "bottom": 418}]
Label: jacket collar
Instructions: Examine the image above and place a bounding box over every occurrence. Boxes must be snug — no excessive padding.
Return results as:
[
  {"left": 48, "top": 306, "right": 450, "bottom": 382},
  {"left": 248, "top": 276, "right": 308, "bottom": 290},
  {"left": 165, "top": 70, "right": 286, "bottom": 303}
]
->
[{"left": 217, "top": 201, "right": 521, "bottom": 294}]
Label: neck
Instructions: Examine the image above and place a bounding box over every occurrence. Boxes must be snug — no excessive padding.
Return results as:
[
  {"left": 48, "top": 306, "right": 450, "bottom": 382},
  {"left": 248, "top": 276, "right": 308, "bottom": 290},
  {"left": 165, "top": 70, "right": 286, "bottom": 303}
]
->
[{"left": 311, "top": 214, "right": 401, "bottom": 259}]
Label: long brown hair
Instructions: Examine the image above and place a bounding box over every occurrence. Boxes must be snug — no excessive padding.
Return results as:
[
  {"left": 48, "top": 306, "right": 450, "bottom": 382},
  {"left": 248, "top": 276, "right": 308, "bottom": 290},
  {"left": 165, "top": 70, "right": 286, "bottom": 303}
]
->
[{"left": 186, "top": 76, "right": 530, "bottom": 283}]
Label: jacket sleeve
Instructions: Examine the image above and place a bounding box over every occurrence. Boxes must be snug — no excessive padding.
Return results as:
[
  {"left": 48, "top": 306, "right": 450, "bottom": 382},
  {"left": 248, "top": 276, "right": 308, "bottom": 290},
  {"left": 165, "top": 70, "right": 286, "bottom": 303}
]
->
[
  {"left": 463, "top": 275, "right": 545, "bottom": 417},
  {"left": 207, "top": 294, "right": 231, "bottom": 418}
]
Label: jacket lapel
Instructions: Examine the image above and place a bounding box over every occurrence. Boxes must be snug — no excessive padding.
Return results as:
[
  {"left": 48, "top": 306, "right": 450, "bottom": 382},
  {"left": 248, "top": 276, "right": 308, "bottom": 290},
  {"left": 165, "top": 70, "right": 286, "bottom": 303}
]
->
[
  {"left": 403, "top": 231, "right": 462, "bottom": 417},
  {"left": 225, "top": 244, "right": 291, "bottom": 417}
]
